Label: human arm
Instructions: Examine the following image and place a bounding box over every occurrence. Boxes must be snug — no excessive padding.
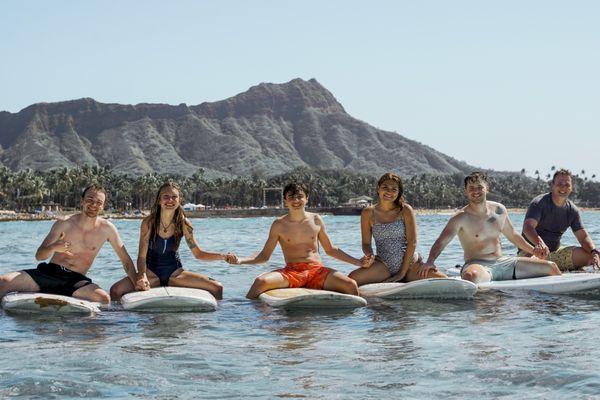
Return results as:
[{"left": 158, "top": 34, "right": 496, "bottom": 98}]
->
[
  {"left": 502, "top": 213, "right": 545, "bottom": 259},
  {"left": 232, "top": 220, "right": 280, "bottom": 265},
  {"left": 107, "top": 221, "right": 147, "bottom": 289},
  {"left": 35, "top": 220, "right": 74, "bottom": 260},
  {"left": 317, "top": 215, "right": 366, "bottom": 267},
  {"left": 574, "top": 229, "right": 600, "bottom": 268},
  {"left": 423, "top": 214, "right": 461, "bottom": 269},
  {"left": 522, "top": 218, "right": 550, "bottom": 257},
  {"left": 359, "top": 208, "right": 375, "bottom": 267},
  {"left": 135, "top": 219, "right": 151, "bottom": 290},
  {"left": 388, "top": 205, "right": 419, "bottom": 281},
  {"left": 183, "top": 219, "right": 236, "bottom": 262}
]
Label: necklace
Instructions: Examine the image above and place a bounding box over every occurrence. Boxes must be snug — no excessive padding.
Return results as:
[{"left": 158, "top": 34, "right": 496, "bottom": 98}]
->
[{"left": 160, "top": 219, "right": 173, "bottom": 233}]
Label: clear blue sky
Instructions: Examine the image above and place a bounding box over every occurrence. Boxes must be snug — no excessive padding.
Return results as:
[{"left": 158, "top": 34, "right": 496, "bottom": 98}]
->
[{"left": 1, "top": 1, "right": 598, "bottom": 178}]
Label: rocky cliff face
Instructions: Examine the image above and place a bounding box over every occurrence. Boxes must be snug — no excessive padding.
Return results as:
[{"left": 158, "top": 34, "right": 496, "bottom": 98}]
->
[{"left": 0, "top": 78, "right": 475, "bottom": 177}]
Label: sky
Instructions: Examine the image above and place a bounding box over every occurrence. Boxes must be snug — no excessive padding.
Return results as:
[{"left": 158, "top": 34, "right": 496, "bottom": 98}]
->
[{"left": 1, "top": 1, "right": 599, "bottom": 178}]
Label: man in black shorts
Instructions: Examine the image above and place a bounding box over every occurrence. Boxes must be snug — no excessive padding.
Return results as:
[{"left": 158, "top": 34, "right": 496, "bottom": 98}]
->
[
  {"left": 519, "top": 169, "right": 600, "bottom": 271},
  {"left": 0, "top": 185, "right": 148, "bottom": 303}
]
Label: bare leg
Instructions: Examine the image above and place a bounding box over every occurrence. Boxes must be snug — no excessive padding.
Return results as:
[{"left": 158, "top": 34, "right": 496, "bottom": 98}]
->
[
  {"left": 461, "top": 264, "right": 492, "bottom": 284},
  {"left": 515, "top": 258, "right": 560, "bottom": 279},
  {"left": 246, "top": 271, "right": 289, "bottom": 299},
  {"left": 572, "top": 247, "right": 595, "bottom": 268},
  {"left": 168, "top": 269, "right": 224, "bottom": 300},
  {"left": 348, "top": 261, "right": 391, "bottom": 286},
  {"left": 72, "top": 283, "right": 111, "bottom": 304},
  {"left": 0, "top": 271, "right": 40, "bottom": 298},
  {"left": 110, "top": 270, "right": 160, "bottom": 301},
  {"left": 323, "top": 271, "right": 359, "bottom": 295},
  {"left": 403, "top": 258, "right": 448, "bottom": 282}
]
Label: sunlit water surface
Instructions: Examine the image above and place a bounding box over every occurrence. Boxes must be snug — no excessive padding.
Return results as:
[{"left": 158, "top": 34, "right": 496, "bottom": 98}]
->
[{"left": 1, "top": 212, "right": 600, "bottom": 399}]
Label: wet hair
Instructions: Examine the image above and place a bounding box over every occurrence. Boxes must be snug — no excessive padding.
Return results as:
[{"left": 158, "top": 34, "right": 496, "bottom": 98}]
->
[
  {"left": 552, "top": 169, "right": 573, "bottom": 183},
  {"left": 464, "top": 172, "right": 488, "bottom": 188},
  {"left": 283, "top": 182, "right": 309, "bottom": 198},
  {"left": 377, "top": 172, "right": 404, "bottom": 208},
  {"left": 81, "top": 184, "right": 107, "bottom": 199},
  {"left": 146, "top": 181, "right": 189, "bottom": 248}
]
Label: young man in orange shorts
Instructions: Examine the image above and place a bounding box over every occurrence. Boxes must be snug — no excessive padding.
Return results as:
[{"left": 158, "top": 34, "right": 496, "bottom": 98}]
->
[{"left": 229, "top": 182, "right": 372, "bottom": 299}]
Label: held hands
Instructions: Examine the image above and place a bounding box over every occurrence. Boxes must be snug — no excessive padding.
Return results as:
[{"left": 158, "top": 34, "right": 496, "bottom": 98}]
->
[
  {"left": 359, "top": 254, "right": 375, "bottom": 268},
  {"left": 51, "top": 232, "right": 74, "bottom": 257},
  {"left": 134, "top": 272, "right": 150, "bottom": 291},
  {"left": 532, "top": 240, "right": 550, "bottom": 260},
  {"left": 419, "top": 261, "right": 437, "bottom": 278},
  {"left": 224, "top": 252, "right": 240, "bottom": 264}
]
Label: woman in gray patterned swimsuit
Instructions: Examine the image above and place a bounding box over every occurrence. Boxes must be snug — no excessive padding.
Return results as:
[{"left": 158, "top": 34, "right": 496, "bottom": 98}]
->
[{"left": 349, "top": 173, "right": 447, "bottom": 285}]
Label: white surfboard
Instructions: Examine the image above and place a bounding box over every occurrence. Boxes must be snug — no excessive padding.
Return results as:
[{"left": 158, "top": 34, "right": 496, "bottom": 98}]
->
[
  {"left": 478, "top": 273, "right": 600, "bottom": 294},
  {"left": 259, "top": 288, "right": 367, "bottom": 309},
  {"left": 359, "top": 278, "right": 478, "bottom": 299},
  {"left": 121, "top": 287, "right": 217, "bottom": 312},
  {"left": 1, "top": 292, "right": 100, "bottom": 315}
]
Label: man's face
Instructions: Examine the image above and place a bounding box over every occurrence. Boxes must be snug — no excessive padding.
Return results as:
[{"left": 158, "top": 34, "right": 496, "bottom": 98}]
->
[
  {"left": 551, "top": 174, "right": 573, "bottom": 199},
  {"left": 284, "top": 191, "right": 308, "bottom": 210},
  {"left": 81, "top": 190, "right": 106, "bottom": 218},
  {"left": 465, "top": 181, "right": 488, "bottom": 204}
]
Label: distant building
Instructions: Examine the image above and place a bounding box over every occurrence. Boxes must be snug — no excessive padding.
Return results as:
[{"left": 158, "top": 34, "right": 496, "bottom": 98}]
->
[
  {"left": 183, "top": 203, "right": 206, "bottom": 211},
  {"left": 345, "top": 196, "right": 373, "bottom": 208}
]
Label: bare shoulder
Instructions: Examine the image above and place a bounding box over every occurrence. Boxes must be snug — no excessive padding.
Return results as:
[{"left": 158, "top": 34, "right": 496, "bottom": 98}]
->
[
  {"left": 488, "top": 201, "right": 507, "bottom": 215},
  {"left": 183, "top": 217, "right": 194, "bottom": 232},
  {"left": 449, "top": 208, "right": 468, "bottom": 225},
  {"left": 361, "top": 205, "right": 375, "bottom": 218},
  {"left": 309, "top": 212, "right": 324, "bottom": 225},
  {"left": 401, "top": 203, "right": 415, "bottom": 215}
]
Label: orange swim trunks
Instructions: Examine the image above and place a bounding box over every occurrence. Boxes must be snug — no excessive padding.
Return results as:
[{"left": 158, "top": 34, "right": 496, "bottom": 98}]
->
[{"left": 276, "top": 262, "right": 333, "bottom": 290}]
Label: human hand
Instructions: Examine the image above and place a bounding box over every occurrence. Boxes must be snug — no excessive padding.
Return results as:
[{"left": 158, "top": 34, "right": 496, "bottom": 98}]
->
[
  {"left": 224, "top": 252, "right": 240, "bottom": 264},
  {"left": 135, "top": 273, "right": 150, "bottom": 291},
  {"left": 419, "top": 261, "right": 437, "bottom": 278},
  {"left": 532, "top": 241, "right": 549, "bottom": 259},
  {"left": 52, "top": 232, "right": 74, "bottom": 256},
  {"left": 360, "top": 254, "right": 375, "bottom": 268},
  {"left": 592, "top": 251, "right": 600, "bottom": 270}
]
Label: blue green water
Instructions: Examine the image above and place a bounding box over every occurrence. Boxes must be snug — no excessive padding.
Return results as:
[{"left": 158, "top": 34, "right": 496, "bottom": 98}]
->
[{"left": 1, "top": 213, "right": 600, "bottom": 399}]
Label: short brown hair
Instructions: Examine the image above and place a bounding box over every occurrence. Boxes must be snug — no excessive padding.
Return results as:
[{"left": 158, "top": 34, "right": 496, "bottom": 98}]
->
[
  {"left": 552, "top": 169, "right": 572, "bottom": 183},
  {"left": 283, "top": 182, "right": 309, "bottom": 198},
  {"left": 81, "top": 184, "right": 107, "bottom": 199},
  {"left": 464, "top": 172, "right": 488, "bottom": 188}
]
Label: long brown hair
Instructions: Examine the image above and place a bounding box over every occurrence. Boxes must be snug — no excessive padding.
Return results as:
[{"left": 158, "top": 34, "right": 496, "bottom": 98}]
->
[
  {"left": 146, "top": 181, "right": 189, "bottom": 248},
  {"left": 377, "top": 172, "right": 405, "bottom": 209}
]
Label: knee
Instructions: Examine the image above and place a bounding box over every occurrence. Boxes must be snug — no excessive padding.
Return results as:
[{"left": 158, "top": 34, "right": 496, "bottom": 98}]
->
[
  {"left": 462, "top": 269, "right": 479, "bottom": 282},
  {"left": 109, "top": 284, "right": 122, "bottom": 301},
  {"left": 549, "top": 262, "right": 561, "bottom": 275},
  {"left": 343, "top": 278, "right": 359, "bottom": 296},
  {"left": 96, "top": 290, "right": 111, "bottom": 304},
  {"left": 253, "top": 276, "right": 268, "bottom": 289},
  {"left": 211, "top": 281, "right": 224, "bottom": 300}
]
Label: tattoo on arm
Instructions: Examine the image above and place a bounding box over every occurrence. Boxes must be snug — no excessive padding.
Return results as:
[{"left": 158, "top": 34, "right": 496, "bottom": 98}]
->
[
  {"left": 186, "top": 235, "right": 197, "bottom": 250},
  {"left": 495, "top": 207, "right": 504, "bottom": 215},
  {"left": 487, "top": 216, "right": 497, "bottom": 223}
]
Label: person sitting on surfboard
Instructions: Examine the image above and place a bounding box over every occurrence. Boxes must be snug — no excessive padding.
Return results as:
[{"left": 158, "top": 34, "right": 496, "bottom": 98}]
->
[
  {"left": 422, "top": 172, "right": 561, "bottom": 283},
  {"left": 227, "top": 182, "right": 371, "bottom": 299},
  {"left": 348, "top": 172, "right": 447, "bottom": 286},
  {"left": 519, "top": 169, "right": 600, "bottom": 271},
  {"left": 110, "top": 181, "right": 234, "bottom": 300},
  {"left": 0, "top": 184, "right": 140, "bottom": 304}
]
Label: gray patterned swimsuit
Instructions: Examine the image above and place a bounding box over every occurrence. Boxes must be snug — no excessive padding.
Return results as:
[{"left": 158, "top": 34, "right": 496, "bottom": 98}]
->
[{"left": 372, "top": 218, "right": 407, "bottom": 275}]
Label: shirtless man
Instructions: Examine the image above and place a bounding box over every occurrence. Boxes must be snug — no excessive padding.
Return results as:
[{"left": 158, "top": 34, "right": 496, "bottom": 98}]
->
[
  {"left": 519, "top": 169, "right": 600, "bottom": 271},
  {"left": 228, "top": 182, "right": 371, "bottom": 299},
  {"left": 0, "top": 185, "right": 147, "bottom": 303},
  {"left": 422, "top": 172, "right": 561, "bottom": 283}
]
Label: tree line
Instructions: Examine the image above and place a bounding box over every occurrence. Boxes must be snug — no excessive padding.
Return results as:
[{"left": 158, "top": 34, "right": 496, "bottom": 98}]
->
[{"left": 0, "top": 165, "right": 598, "bottom": 211}]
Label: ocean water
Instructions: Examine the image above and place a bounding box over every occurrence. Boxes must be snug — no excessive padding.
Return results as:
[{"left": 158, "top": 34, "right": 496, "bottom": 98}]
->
[{"left": 1, "top": 212, "right": 600, "bottom": 399}]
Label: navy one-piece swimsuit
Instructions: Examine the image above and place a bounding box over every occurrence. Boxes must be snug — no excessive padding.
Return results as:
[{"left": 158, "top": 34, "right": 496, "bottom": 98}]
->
[{"left": 147, "top": 234, "right": 182, "bottom": 286}]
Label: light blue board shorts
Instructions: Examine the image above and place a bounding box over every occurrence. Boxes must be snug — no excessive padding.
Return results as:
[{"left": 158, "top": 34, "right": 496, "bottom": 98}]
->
[{"left": 461, "top": 256, "right": 519, "bottom": 281}]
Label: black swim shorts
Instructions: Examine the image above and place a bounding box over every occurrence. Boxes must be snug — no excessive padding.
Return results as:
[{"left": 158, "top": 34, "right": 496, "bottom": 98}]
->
[{"left": 23, "top": 262, "right": 93, "bottom": 296}]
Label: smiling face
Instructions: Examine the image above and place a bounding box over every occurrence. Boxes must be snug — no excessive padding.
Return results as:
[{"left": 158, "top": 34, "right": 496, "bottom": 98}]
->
[
  {"left": 378, "top": 179, "right": 400, "bottom": 203},
  {"left": 284, "top": 190, "right": 308, "bottom": 211},
  {"left": 81, "top": 190, "right": 106, "bottom": 218},
  {"left": 551, "top": 174, "right": 573, "bottom": 200},
  {"left": 158, "top": 186, "right": 181, "bottom": 211},
  {"left": 465, "top": 180, "right": 488, "bottom": 204}
]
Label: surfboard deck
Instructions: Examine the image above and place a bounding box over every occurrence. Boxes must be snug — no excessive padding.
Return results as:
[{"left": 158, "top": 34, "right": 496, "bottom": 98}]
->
[
  {"left": 359, "top": 278, "right": 477, "bottom": 299},
  {"left": 478, "top": 273, "right": 600, "bottom": 294},
  {"left": 1, "top": 292, "right": 100, "bottom": 315},
  {"left": 259, "top": 288, "right": 367, "bottom": 309},
  {"left": 121, "top": 287, "right": 217, "bottom": 312}
]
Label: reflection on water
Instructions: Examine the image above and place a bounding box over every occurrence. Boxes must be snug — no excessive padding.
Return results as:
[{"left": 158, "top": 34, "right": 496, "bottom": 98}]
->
[{"left": 2, "top": 213, "right": 600, "bottom": 398}]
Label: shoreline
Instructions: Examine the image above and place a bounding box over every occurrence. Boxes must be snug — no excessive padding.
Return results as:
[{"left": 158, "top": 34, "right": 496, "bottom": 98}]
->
[{"left": 2, "top": 207, "right": 599, "bottom": 222}]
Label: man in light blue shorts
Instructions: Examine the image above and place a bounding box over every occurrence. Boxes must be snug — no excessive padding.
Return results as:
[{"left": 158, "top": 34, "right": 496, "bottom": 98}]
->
[{"left": 423, "top": 172, "right": 561, "bottom": 283}]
